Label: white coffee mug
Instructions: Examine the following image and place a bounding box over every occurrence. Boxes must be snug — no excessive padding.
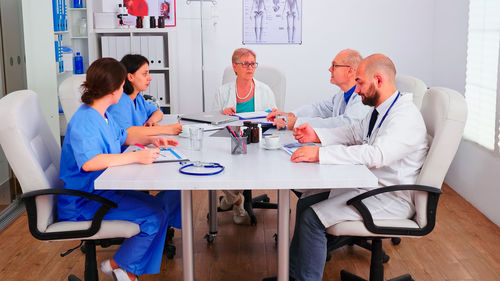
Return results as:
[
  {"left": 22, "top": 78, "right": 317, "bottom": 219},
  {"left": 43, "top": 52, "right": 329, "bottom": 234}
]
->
[{"left": 263, "top": 135, "right": 281, "bottom": 149}]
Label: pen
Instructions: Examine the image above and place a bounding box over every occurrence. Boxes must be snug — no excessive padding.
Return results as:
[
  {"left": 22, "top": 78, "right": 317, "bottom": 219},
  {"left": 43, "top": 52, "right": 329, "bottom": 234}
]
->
[
  {"left": 226, "top": 125, "right": 240, "bottom": 141},
  {"left": 135, "top": 143, "right": 146, "bottom": 149}
]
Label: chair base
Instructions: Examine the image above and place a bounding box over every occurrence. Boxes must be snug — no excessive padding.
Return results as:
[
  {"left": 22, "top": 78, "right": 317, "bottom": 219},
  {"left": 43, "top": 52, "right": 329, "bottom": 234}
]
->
[
  {"left": 340, "top": 270, "right": 414, "bottom": 281},
  {"left": 326, "top": 236, "right": 390, "bottom": 263},
  {"left": 339, "top": 239, "right": 414, "bottom": 281}
]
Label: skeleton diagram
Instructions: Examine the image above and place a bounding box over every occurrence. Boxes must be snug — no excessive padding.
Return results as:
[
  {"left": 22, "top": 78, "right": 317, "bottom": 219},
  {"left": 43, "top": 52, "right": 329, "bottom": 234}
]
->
[
  {"left": 282, "top": 0, "right": 299, "bottom": 43},
  {"left": 272, "top": 0, "right": 280, "bottom": 12},
  {"left": 250, "top": 0, "right": 267, "bottom": 42}
]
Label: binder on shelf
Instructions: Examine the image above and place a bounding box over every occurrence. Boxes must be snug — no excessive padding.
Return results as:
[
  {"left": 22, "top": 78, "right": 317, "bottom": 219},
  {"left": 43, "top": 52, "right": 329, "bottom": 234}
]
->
[
  {"left": 149, "top": 73, "right": 159, "bottom": 103},
  {"left": 148, "top": 36, "right": 164, "bottom": 69},
  {"left": 157, "top": 73, "right": 166, "bottom": 105},
  {"left": 116, "top": 36, "right": 131, "bottom": 61},
  {"left": 101, "top": 36, "right": 110, "bottom": 58},
  {"left": 52, "top": 0, "right": 68, "bottom": 32},
  {"left": 108, "top": 36, "right": 117, "bottom": 60},
  {"left": 150, "top": 73, "right": 166, "bottom": 106},
  {"left": 132, "top": 36, "right": 141, "bottom": 55},
  {"left": 140, "top": 36, "right": 149, "bottom": 62}
]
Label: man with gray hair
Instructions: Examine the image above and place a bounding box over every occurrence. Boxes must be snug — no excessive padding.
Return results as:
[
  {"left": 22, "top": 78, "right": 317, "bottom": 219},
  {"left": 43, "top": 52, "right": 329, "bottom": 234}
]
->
[{"left": 267, "top": 49, "right": 370, "bottom": 130}]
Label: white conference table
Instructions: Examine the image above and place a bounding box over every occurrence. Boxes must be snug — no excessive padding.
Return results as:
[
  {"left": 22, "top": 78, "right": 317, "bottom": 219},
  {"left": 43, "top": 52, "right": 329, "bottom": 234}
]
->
[{"left": 95, "top": 116, "right": 378, "bottom": 281}]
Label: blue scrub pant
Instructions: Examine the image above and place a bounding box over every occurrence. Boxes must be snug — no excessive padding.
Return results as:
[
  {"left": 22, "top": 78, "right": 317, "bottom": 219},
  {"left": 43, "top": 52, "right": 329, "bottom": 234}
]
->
[
  {"left": 102, "top": 190, "right": 168, "bottom": 276},
  {"left": 289, "top": 192, "right": 329, "bottom": 281},
  {"left": 156, "top": 190, "right": 182, "bottom": 229}
]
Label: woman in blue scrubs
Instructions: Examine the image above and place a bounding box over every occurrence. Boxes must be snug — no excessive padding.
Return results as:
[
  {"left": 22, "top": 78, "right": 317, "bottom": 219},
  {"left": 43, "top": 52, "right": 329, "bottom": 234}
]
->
[
  {"left": 57, "top": 58, "right": 178, "bottom": 281},
  {"left": 108, "top": 54, "right": 182, "bottom": 230},
  {"left": 107, "top": 54, "right": 182, "bottom": 136}
]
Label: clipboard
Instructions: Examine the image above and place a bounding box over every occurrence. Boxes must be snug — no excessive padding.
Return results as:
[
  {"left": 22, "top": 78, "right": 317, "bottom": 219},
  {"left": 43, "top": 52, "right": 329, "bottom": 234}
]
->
[
  {"left": 130, "top": 145, "right": 189, "bottom": 163},
  {"left": 156, "top": 148, "right": 189, "bottom": 163}
]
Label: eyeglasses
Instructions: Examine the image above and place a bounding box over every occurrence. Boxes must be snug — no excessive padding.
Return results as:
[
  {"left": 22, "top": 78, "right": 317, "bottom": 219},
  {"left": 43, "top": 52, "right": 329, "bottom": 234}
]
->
[
  {"left": 235, "top": 62, "right": 259, "bottom": 68},
  {"left": 331, "top": 64, "right": 350, "bottom": 69}
]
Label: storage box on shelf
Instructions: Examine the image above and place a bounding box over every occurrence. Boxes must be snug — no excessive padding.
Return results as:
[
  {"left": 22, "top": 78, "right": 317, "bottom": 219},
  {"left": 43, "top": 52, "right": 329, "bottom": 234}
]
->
[{"left": 95, "top": 28, "right": 177, "bottom": 114}]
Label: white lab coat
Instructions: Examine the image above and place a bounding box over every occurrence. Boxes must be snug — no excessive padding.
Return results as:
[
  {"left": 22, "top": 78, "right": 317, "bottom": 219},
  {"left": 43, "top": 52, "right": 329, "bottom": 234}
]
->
[
  {"left": 212, "top": 78, "right": 277, "bottom": 112},
  {"left": 310, "top": 92, "right": 428, "bottom": 227},
  {"left": 293, "top": 88, "right": 370, "bottom": 198},
  {"left": 291, "top": 88, "right": 370, "bottom": 128}
]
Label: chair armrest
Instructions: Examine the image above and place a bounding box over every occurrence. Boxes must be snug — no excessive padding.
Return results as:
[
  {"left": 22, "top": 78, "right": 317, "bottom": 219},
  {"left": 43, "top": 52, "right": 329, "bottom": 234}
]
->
[
  {"left": 346, "top": 184, "right": 442, "bottom": 236},
  {"left": 21, "top": 188, "right": 118, "bottom": 241}
]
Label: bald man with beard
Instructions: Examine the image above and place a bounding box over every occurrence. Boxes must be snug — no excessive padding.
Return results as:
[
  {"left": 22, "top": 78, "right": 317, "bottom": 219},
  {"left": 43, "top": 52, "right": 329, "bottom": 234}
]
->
[{"left": 264, "top": 54, "right": 428, "bottom": 281}]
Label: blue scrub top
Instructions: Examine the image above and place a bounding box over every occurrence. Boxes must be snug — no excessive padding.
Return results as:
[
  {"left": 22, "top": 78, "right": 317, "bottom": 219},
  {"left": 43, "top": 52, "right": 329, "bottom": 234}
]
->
[
  {"left": 57, "top": 104, "right": 128, "bottom": 221},
  {"left": 107, "top": 92, "right": 159, "bottom": 129}
]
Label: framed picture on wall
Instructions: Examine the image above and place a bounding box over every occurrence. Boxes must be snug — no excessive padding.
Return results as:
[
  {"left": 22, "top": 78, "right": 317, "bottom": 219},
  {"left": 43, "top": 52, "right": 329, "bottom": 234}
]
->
[
  {"left": 161, "top": 0, "right": 176, "bottom": 27},
  {"left": 123, "top": 0, "right": 176, "bottom": 27}
]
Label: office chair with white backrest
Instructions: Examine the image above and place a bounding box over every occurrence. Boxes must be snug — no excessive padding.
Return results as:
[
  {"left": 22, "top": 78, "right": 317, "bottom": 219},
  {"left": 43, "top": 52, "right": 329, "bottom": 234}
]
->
[
  {"left": 59, "top": 74, "right": 85, "bottom": 122},
  {"left": 325, "top": 87, "right": 467, "bottom": 281},
  {"left": 222, "top": 64, "right": 287, "bottom": 109},
  {"left": 395, "top": 74, "right": 427, "bottom": 110},
  {"left": 212, "top": 65, "right": 286, "bottom": 227},
  {"left": 0, "top": 90, "right": 140, "bottom": 281}
]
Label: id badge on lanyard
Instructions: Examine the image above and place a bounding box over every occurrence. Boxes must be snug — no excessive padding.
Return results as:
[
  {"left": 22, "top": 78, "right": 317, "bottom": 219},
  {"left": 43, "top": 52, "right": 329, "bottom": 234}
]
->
[{"left": 363, "top": 92, "right": 401, "bottom": 145}]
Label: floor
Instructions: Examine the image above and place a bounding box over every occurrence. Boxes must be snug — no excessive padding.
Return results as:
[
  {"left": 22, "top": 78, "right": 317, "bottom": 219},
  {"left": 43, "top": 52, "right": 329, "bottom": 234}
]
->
[{"left": 0, "top": 185, "right": 499, "bottom": 281}]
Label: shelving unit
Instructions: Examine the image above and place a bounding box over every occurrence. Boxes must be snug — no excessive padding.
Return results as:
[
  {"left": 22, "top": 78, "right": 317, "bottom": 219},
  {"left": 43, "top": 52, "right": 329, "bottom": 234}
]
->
[
  {"left": 52, "top": 0, "right": 178, "bottom": 121},
  {"left": 93, "top": 27, "right": 178, "bottom": 114}
]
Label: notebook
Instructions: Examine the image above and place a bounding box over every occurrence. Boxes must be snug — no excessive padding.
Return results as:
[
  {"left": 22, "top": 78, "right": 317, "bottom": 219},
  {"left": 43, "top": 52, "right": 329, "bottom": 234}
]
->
[
  {"left": 180, "top": 111, "right": 239, "bottom": 125},
  {"left": 233, "top": 111, "right": 269, "bottom": 120}
]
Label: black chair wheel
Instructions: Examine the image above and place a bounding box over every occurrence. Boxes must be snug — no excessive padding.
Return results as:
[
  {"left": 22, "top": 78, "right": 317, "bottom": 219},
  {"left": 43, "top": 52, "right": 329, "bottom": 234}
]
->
[
  {"left": 204, "top": 234, "right": 216, "bottom": 244},
  {"left": 164, "top": 244, "right": 176, "bottom": 259},
  {"left": 206, "top": 213, "right": 210, "bottom": 220},
  {"left": 80, "top": 244, "right": 86, "bottom": 254},
  {"left": 391, "top": 237, "right": 401, "bottom": 245},
  {"left": 166, "top": 226, "right": 175, "bottom": 242},
  {"left": 68, "top": 274, "right": 81, "bottom": 281},
  {"left": 273, "top": 233, "right": 278, "bottom": 243},
  {"left": 326, "top": 251, "right": 332, "bottom": 262},
  {"left": 383, "top": 253, "right": 390, "bottom": 263},
  {"left": 250, "top": 215, "right": 257, "bottom": 226}
]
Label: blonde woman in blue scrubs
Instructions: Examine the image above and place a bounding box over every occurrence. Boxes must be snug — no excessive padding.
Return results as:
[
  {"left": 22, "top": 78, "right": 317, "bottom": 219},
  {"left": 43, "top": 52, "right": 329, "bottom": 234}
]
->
[
  {"left": 212, "top": 48, "right": 277, "bottom": 224},
  {"left": 57, "top": 58, "right": 178, "bottom": 281}
]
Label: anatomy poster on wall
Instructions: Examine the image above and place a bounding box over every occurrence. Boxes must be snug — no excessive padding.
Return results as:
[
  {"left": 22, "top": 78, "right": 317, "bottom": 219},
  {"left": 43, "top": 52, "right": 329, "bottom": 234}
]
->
[
  {"left": 243, "top": 0, "right": 302, "bottom": 44},
  {"left": 123, "top": 0, "right": 176, "bottom": 27}
]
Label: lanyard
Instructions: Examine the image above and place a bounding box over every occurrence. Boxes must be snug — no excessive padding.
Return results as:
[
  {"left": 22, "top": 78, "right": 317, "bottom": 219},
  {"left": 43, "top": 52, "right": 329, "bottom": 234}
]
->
[{"left": 367, "top": 92, "right": 400, "bottom": 138}]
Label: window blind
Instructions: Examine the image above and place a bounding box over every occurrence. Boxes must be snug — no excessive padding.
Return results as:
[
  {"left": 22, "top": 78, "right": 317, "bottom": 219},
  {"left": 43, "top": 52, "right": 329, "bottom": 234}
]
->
[{"left": 464, "top": 0, "right": 500, "bottom": 151}]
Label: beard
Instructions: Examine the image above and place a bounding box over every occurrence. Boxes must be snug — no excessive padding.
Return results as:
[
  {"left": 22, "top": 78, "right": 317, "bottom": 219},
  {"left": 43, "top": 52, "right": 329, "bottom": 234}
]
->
[{"left": 360, "top": 83, "right": 380, "bottom": 107}]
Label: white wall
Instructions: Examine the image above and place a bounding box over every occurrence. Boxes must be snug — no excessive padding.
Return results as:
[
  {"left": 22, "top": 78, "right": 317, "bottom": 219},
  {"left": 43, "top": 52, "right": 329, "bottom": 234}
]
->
[
  {"left": 174, "top": 0, "right": 435, "bottom": 113},
  {"left": 433, "top": 0, "right": 500, "bottom": 226},
  {"left": 173, "top": 0, "right": 500, "bottom": 226}
]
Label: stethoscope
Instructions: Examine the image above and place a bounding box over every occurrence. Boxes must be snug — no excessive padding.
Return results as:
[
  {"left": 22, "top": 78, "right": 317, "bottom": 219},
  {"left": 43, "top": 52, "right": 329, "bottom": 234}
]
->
[{"left": 178, "top": 161, "right": 225, "bottom": 176}]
